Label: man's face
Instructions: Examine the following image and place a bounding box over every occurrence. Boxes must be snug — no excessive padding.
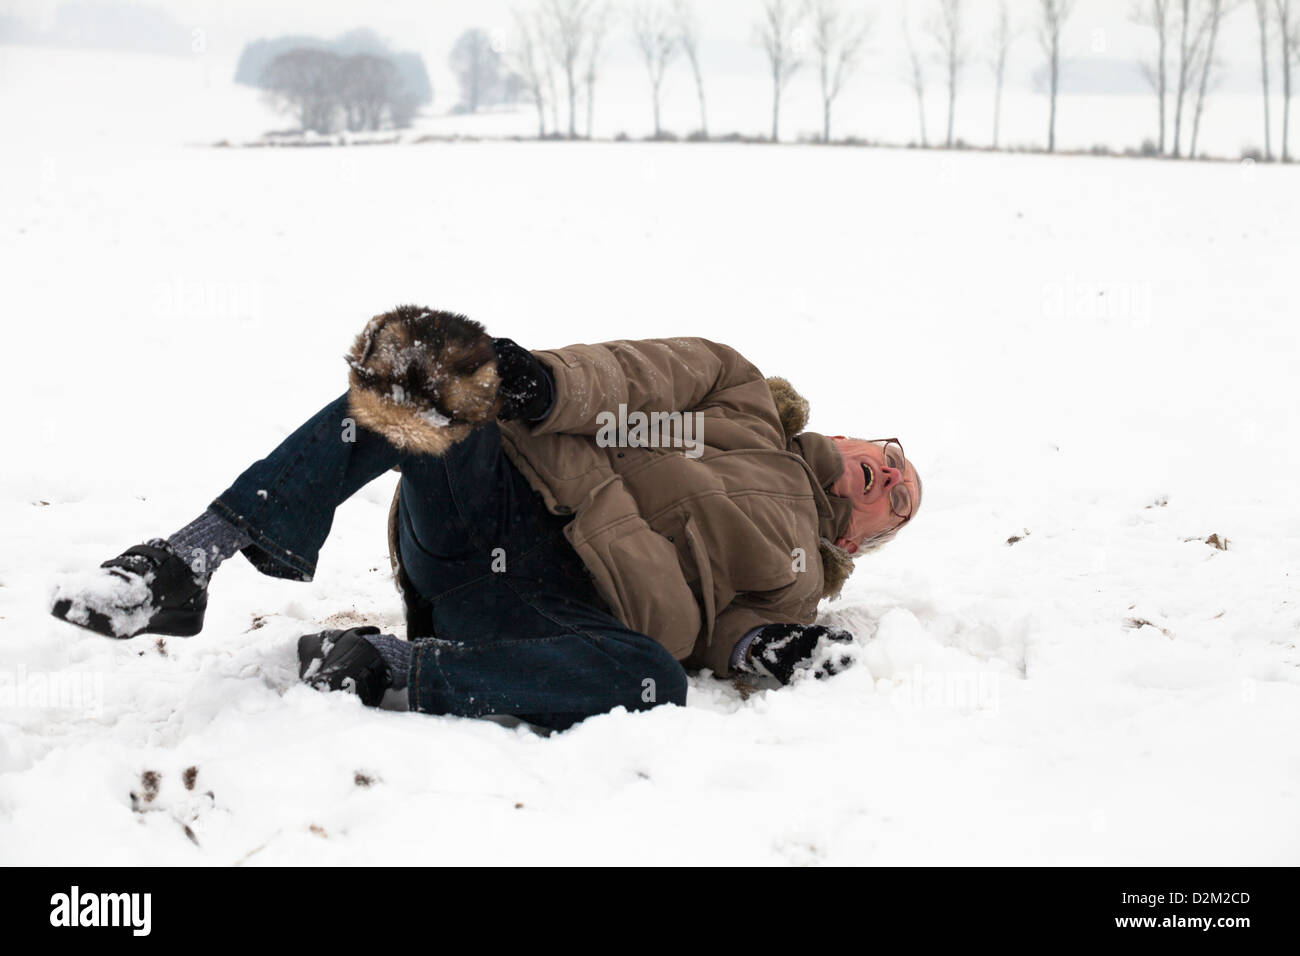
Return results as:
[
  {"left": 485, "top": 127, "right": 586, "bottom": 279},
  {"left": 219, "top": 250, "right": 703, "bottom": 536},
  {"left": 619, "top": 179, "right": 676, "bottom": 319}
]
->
[{"left": 829, "top": 437, "right": 922, "bottom": 554}]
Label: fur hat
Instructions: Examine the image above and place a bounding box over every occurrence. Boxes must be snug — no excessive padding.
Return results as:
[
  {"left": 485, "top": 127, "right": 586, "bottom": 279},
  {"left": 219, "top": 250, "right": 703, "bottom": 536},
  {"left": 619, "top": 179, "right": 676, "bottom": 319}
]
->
[{"left": 345, "top": 306, "right": 501, "bottom": 457}]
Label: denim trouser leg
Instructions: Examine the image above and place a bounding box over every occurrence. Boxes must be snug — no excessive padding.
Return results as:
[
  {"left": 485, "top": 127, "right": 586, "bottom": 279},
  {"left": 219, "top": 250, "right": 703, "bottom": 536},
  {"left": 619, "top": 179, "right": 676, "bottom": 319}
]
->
[
  {"left": 211, "top": 394, "right": 400, "bottom": 581},
  {"left": 212, "top": 394, "right": 687, "bottom": 729}
]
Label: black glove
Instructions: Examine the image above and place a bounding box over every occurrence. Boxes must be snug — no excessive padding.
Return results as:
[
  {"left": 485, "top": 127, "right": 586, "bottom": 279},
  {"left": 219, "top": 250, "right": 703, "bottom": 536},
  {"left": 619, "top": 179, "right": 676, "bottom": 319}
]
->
[
  {"left": 492, "top": 338, "right": 555, "bottom": 422},
  {"left": 742, "top": 623, "right": 856, "bottom": 685},
  {"left": 297, "top": 626, "right": 392, "bottom": 707}
]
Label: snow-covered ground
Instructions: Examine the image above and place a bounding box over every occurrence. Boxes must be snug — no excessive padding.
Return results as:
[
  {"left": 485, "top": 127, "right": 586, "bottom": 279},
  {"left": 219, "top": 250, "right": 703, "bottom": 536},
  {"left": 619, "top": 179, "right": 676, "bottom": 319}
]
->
[{"left": 1, "top": 46, "right": 1298, "bottom": 865}]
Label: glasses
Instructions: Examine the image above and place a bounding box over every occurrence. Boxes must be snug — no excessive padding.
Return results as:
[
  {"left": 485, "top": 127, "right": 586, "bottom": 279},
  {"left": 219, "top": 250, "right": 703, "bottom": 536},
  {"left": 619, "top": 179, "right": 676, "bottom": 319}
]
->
[{"left": 872, "top": 438, "right": 915, "bottom": 524}]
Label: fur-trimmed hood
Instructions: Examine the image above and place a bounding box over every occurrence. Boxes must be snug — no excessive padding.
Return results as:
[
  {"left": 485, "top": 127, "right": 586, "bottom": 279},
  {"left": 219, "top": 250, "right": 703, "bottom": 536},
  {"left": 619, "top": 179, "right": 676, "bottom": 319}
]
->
[{"left": 764, "top": 377, "right": 856, "bottom": 602}]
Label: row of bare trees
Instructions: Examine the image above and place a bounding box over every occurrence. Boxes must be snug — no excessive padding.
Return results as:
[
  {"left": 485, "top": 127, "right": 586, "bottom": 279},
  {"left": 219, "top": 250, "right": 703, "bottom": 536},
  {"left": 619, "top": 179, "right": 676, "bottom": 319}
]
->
[
  {"left": 1249, "top": 0, "right": 1299, "bottom": 160},
  {"left": 464, "top": 0, "right": 1300, "bottom": 157},
  {"left": 813, "top": 0, "right": 1073, "bottom": 151},
  {"left": 761, "top": 0, "right": 1297, "bottom": 158},
  {"left": 1136, "top": 1, "right": 1299, "bottom": 161},
  {"left": 509, "top": 0, "right": 616, "bottom": 139},
  {"left": 503, "top": 0, "right": 709, "bottom": 140}
]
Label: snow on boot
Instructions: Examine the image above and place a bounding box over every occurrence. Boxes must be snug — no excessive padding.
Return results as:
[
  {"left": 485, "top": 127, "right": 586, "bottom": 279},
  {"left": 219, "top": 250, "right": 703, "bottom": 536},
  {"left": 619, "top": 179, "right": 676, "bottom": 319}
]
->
[
  {"left": 50, "top": 541, "right": 208, "bottom": 639},
  {"left": 297, "top": 627, "right": 391, "bottom": 707}
]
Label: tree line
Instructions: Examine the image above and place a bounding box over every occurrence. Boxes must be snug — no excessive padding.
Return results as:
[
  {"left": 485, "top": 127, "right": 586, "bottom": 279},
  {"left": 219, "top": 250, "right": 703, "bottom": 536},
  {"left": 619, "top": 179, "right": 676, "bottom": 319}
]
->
[
  {"left": 1132, "top": 0, "right": 1300, "bottom": 161},
  {"left": 245, "top": 30, "right": 432, "bottom": 134},
  {"left": 261, "top": 49, "right": 422, "bottom": 133},
  {"left": 451, "top": 0, "right": 1300, "bottom": 160}
]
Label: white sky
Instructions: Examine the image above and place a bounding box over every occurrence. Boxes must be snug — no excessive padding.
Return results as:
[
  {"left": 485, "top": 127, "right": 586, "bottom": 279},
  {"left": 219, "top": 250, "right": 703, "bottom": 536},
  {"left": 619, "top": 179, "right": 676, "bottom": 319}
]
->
[{"left": 1, "top": 0, "right": 1272, "bottom": 91}]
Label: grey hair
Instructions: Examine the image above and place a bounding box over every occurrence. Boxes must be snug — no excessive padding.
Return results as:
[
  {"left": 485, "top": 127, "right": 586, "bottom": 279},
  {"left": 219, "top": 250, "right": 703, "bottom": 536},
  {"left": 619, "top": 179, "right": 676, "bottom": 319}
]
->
[
  {"left": 856, "top": 526, "right": 901, "bottom": 556},
  {"left": 851, "top": 443, "right": 922, "bottom": 558}
]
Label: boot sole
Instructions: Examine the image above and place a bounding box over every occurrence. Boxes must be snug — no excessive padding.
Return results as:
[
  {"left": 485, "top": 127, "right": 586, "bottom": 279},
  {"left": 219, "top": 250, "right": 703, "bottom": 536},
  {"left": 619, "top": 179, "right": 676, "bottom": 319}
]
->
[{"left": 51, "top": 600, "right": 205, "bottom": 639}]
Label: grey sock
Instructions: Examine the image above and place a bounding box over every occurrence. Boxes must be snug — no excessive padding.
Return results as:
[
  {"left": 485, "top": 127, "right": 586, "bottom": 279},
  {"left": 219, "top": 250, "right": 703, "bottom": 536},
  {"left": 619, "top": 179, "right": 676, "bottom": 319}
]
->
[
  {"left": 167, "top": 509, "right": 252, "bottom": 580},
  {"left": 361, "top": 632, "right": 411, "bottom": 689}
]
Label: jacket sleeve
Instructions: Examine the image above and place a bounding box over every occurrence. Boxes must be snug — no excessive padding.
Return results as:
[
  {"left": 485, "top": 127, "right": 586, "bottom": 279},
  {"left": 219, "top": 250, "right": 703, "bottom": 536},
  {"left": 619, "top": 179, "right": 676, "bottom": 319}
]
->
[{"left": 526, "top": 338, "right": 786, "bottom": 449}]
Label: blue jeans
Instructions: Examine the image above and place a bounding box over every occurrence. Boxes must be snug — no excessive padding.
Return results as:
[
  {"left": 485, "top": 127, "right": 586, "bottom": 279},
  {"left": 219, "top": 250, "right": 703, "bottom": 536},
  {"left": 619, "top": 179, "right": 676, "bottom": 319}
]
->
[{"left": 211, "top": 395, "right": 687, "bottom": 730}]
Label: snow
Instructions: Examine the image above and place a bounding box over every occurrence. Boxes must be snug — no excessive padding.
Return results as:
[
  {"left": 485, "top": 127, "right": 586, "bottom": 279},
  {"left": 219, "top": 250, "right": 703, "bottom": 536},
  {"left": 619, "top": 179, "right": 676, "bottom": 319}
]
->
[
  {"left": 2, "top": 46, "right": 1299, "bottom": 865},
  {"left": 46, "top": 564, "right": 156, "bottom": 639}
]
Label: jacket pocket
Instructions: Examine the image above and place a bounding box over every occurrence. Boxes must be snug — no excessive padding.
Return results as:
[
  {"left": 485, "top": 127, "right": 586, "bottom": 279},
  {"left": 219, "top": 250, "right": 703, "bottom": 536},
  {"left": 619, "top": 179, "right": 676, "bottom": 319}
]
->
[{"left": 583, "top": 520, "right": 703, "bottom": 661}]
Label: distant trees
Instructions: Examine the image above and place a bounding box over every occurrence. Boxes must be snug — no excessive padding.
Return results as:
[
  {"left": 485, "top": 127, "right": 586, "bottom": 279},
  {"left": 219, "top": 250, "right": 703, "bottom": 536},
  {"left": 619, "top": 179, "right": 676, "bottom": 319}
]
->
[
  {"left": 1254, "top": 0, "right": 1274, "bottom": 159},
  {"left": 1279, "top": 0, "right": 1300, "bottom": 160},
  {"left": 929, "top": 0, "right": 968, "bottom": 148},
  {"left": 262, "top": 50, "right": 337, "bottom": 134},
  {"left": 988, "top": 0, "right": 1015, "bottom": 148},
  {"left": 1135, "top": 0, "right": 1174, "bottom": 154},
  {"left": 674, "top": 0, "right": 709, "bottom": 136},
  {"left": 1188, "top": 0, "right": 1230, "bottom": 159},
  {"left": 504, "top": 1, "right": 612, "bottom": 139},
  {"left": 903, "top": 13, "right": 929, "bottom": 146},
  {"left": 261, "top": 49, "right": 415, "bottom": 133},
  {"left": 244, "top": 0, "right": 1300, "bottom": 158},
  {"left": 754, "top": 0, "right": 805, "bottom": 142},
  {"left": 1237, "top": 0, "right": 1297, "bottom": 162},
  {"left": 340, "top": 54, "right": 400, "bottom": 131},
  {"left": 510, "top": 12, "right": 549, "bottom": 137},
  {"left": 1134, "top": 1, "right": 1246, "bottom": 159},
  {"left": 236, "top": 30, "right": 431, "bottom": 119},
  {"left": 1170, "top": 0, "right": 1199, "bottom": 158},
  {"left": 450, "top": 29, "right": 504, "bottom": 113},
  {"left": 583, "top": 4, "right": 614, "bottom": 137},
  {"left": 541, "top": 0, "right": 596, "bottom": 138},
  {"left": 632, "top": 1, "right": 680, "bottom": 138},
  {"left": 806, "top": 0, "right": 871, "bottom": 143},
  {"left": 1037, "top": 0, "right": 1076, "bottom": 152}
]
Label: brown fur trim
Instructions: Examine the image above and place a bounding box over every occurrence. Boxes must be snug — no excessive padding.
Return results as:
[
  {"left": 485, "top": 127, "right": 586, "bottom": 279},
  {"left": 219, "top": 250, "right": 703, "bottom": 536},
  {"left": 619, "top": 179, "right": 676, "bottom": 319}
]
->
[
  {"left": 345, "top": 306, "right": 500, "bottom": 456},
  {"left": 818, "top": 537, "right": 856, "bottom": 601},
  {"left": 768, "top": 378, "right": 857, "bottom": 599},
  {"left": 766, "top": 376, "right": 810, "bottom": 443}
]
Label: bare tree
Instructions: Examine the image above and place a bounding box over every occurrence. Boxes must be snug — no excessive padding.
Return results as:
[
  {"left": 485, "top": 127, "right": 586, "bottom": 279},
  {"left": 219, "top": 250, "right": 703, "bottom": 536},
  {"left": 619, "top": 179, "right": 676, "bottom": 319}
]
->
[
  {"left": 541, "top": 0, "right": 595, "bottom": 138},
  {"left": 1037, "top": 0, "right": 1076, "bottom": 152},
  {"left": 262, "top": 49, "right": 344, "bottom": 134},
  {"left": 989, "top": 0, "right": 1015, "bottom": 148},
  {"left": 262, "top": 49, "right": 408, "bottom": 134},
  {"left": 673, "top": 0, "right": 708, "bottom": 136},
  {"left": 805, "top": 0, "right": 870, "bottom": 143},
  {"left": 1279, "top": 0, "right": 1300, "bottom": 160},
  {"left": 543, "top": 38, "right": 562, "bottom": 134},
  {"left": 754, "top": 0, "right": 805, "bottom": 142},
  {"left": 1170, "top": 0, "right": 1211, "bottom": 157},
  {"left": 449, "top": 28, "right": 501, "bottom": 114},
  {"left": 583, "top": 2, "right": 613, "bottom": 138},
  {"left": 1189, "top": 0, "right": 1233, "bottom": 158},
  {"left": 929, "top": 0, "right": 968, "bottom": 148},
  {"left": 632, "top": 1, "right": 680, "bottom": 138},
  {"left": 1254, "top": 0, "right": 1274, "bottom": 158},
  {"left": 340, "top": 54, "right": 398, "bottom": 131},
  {"left": 511, "top": 10, "right": 550, "bottom": 137},
  {"left": 1134, "top": 0, "right": 1174, "bottom": 154},
  {"left": 903, "top": 12, "right": 929, "bottom": 145}
]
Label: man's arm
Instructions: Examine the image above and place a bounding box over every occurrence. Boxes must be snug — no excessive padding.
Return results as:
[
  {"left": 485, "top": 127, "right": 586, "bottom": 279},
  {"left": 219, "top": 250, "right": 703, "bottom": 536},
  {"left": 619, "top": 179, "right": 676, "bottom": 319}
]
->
[
  {"left": 690, "top": 601, "right": 857, "bottom": 681},
  {"left": 525, "top": 338, "right": 787, "bottom": 449}
]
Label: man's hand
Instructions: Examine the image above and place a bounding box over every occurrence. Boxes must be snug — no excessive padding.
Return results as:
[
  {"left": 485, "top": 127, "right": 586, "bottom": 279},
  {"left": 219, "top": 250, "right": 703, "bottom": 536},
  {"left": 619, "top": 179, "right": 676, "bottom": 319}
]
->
[
  {"left": 742, "top": 623, "right": 856, "bottom": 685},
  {"left": 493, "top": 338, "right": 554, "bottom": 422}
]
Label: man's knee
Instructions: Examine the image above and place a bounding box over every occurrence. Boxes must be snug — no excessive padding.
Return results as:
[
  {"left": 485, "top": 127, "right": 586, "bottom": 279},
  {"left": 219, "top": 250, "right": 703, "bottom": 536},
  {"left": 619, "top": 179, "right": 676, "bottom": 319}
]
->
[{"left": 630, "top": 645, "right": 688, "bottom": 710}]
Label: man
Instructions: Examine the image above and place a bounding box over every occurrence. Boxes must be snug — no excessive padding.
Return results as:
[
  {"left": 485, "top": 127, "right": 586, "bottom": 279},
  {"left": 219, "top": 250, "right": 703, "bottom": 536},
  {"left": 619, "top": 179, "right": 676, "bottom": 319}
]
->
[{"left": 50, "top": 308, "right": 922, "bottom": 730}]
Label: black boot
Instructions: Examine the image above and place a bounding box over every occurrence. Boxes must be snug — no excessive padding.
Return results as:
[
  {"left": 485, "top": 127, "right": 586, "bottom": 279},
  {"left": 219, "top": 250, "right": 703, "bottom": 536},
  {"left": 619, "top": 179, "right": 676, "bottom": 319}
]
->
[
  {"left": 50, "top": 541, "right": 208, "bottom": 639},
  {"left": 297, "top": 627, "right": 392, "bottom": 707}
]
